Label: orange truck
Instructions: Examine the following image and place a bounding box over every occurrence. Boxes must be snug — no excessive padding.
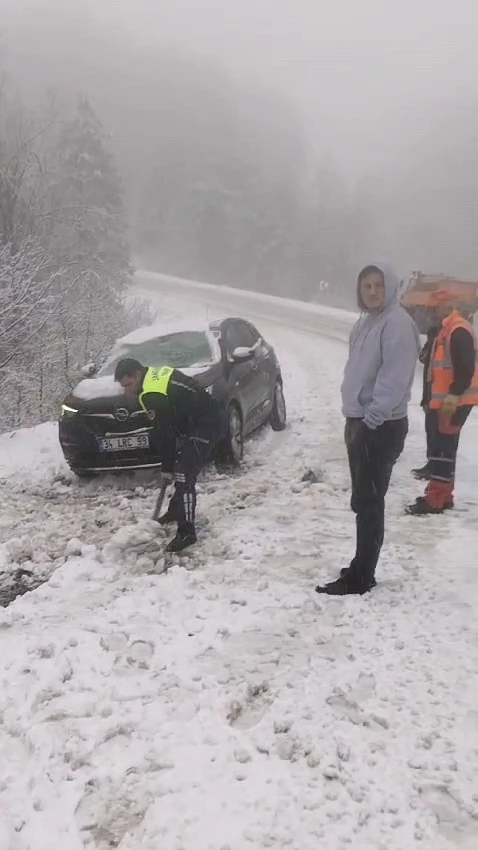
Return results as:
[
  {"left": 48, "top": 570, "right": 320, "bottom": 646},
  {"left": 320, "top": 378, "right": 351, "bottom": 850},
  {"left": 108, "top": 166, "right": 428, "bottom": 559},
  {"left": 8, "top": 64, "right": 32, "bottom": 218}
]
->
[{"left": 400, "top": 271, "right": 478, "bottom": 333}]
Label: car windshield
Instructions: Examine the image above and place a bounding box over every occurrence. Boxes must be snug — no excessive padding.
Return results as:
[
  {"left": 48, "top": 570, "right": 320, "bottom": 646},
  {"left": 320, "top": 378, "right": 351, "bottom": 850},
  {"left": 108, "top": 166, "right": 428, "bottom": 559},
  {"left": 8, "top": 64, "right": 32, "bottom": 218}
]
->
[{"left": 99, "top": 331, "right": 214, "bottom": 376}]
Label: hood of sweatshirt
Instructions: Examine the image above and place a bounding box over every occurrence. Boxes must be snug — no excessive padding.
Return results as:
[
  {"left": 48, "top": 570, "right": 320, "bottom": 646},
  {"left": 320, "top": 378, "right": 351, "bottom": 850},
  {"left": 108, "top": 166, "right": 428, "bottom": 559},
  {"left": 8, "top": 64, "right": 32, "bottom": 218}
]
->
[{"left": 357, "top": 260, "right": 400, "bottom": 314}]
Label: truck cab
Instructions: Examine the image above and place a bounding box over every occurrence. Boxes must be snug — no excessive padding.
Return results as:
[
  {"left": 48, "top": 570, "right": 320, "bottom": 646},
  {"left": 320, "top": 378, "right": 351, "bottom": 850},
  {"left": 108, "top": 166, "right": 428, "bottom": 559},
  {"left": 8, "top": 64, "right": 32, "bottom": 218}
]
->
[{"left": 401, "top": 271, "right": 478, "bottom": 333}]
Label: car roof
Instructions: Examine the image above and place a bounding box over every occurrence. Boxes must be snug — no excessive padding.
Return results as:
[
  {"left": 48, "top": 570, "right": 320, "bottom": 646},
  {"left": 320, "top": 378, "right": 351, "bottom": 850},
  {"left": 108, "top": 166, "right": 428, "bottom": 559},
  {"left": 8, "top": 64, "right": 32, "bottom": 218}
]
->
[
  {"left": 107, "top": 322, "right": 223, "bottom": 368},
  {"left": 208, "top": 317, "right": 257, "bottom": 331},
  {"left": 118, "top": 320, "right": 210, "bottom": 346}
]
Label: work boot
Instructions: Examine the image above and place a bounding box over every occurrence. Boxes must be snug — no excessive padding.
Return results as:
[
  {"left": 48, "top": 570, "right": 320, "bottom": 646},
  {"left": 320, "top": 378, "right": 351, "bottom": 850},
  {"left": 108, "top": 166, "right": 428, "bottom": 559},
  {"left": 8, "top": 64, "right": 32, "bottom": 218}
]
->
[
  {"left": 406, "top": 496, "right": 444, "bottom": 515},
  {"left": 316, "top": 574, "right": 376, "bottom": 596},
  {"left": 411, "top": 463, "right": 431, "bottom": 481},
  {"left": 166, "top": 525, "right": 197, "bottom": 553},
  {"left": 407, "top": 479, "right": 454, "bottom": 515}
]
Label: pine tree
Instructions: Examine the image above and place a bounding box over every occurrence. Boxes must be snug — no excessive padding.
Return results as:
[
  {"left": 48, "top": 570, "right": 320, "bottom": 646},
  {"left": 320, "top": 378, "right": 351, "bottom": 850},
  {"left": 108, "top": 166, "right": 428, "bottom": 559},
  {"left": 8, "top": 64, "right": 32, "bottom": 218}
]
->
[
  {"left": 53, "top": 94, "right": 131, "bottom": 288},
  {"left": 49, "top": 95, "right": 132, "bottom": 375}
]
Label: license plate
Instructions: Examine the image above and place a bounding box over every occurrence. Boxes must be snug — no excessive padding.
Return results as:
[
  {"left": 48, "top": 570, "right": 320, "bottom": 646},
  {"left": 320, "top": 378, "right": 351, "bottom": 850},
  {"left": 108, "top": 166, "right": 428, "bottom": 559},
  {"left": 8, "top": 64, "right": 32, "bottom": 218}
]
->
[{"left": 98, "top": 434, "right": 150, "bottom": 452}]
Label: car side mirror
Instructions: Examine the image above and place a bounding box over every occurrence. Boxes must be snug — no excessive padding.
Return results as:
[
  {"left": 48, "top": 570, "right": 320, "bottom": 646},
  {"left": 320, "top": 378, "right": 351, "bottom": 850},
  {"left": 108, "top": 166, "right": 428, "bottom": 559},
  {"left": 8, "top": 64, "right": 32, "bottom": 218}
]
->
[
  {"left": 231, "top": 346, "right": 254, "bottom": 362},
  {"left": 81, "top": 362, "right": 98, "bottom": 378}
]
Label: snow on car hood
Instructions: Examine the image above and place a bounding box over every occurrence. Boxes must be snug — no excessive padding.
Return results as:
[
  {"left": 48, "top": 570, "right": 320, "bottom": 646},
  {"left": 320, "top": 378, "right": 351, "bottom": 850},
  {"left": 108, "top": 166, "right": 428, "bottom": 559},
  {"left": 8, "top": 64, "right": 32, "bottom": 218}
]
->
[
  {"left": 72, "top": 365, "right": 211, "bottom": 401},
  {"left": 73, "top": 376, "right": 124, "bottom": 401}
]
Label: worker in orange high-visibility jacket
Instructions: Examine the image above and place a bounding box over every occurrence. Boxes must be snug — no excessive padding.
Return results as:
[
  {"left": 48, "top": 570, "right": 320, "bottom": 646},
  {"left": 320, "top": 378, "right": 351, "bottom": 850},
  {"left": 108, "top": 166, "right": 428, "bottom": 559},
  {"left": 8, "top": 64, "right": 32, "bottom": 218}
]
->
[{"left": 407, "top": 291, "right": 478, "bottom": 515}]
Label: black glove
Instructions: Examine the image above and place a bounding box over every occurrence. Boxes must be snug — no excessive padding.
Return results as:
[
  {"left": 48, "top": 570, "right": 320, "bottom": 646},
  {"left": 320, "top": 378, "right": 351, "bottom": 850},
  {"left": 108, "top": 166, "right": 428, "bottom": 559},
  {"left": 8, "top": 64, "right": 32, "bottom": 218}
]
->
[{"left": 159, "top": 471, "right": 174, "bottom": 487}]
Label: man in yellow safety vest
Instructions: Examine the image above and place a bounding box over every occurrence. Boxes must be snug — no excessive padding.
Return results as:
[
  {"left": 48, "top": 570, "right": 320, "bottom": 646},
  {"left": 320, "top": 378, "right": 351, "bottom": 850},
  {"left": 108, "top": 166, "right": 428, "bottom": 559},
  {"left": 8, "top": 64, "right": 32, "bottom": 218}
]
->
[{"left": 115, "top": 358, "right": 226, "bottom": 552}]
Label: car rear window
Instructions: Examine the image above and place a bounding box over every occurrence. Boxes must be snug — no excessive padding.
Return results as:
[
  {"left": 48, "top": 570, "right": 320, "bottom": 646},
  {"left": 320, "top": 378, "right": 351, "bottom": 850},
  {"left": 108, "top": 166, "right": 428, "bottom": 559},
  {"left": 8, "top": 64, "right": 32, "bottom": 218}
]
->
[{"left": 99, "top": 331, "right": 214, "bottom": 375}]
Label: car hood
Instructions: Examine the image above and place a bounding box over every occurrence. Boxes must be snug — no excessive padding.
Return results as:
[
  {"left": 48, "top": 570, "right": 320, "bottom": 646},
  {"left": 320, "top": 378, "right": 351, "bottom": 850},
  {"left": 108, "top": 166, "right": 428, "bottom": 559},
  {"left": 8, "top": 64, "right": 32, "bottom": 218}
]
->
[{"left": 69, "top": 364, "right": 217, "bottom": 408}]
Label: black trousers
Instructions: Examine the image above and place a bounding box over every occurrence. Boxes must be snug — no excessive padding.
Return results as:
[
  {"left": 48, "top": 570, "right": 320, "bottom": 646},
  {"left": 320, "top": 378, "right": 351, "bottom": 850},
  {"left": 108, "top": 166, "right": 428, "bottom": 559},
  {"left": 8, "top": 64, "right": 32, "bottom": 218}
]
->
[
  {"left": 427, "top": 406, "right": 472, "bottom": 484},
  {"left": 345, "top": 417, "right": 408, "bottom": 581},
  {"left": 168, "top": 409, "right": 226, "bottom": 530},
  {"left": 425, "top": 409, "right": 433, "bottom": 459}
]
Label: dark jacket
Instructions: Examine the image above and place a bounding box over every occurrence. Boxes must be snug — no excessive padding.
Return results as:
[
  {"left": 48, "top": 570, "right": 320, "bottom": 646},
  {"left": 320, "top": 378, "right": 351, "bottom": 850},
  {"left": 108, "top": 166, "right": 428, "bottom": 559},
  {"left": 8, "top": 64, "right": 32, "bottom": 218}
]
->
[
  {"left": 140, "top": 369, "right": 219, "bottom": 472},
  {"left": 420, "top": 327, "right": 438, "bottom": 407}
]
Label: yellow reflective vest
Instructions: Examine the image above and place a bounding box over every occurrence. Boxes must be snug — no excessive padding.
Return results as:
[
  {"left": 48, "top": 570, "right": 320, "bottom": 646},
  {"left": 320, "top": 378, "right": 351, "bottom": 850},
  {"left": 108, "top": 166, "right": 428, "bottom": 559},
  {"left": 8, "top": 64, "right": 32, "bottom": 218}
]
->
[{"left": 138, "top": 366, "right": 174, "bottom": 411}]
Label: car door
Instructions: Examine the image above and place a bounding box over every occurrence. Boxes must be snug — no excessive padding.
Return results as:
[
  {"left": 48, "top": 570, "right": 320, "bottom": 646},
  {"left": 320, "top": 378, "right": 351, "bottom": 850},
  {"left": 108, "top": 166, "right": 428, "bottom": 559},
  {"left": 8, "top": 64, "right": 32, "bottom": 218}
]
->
[
  {"left": 223, "top": 321, "right": 263, "bottom": 431},
  {"left": 240, "top": 321, "right": 276, "bottom": 420}
]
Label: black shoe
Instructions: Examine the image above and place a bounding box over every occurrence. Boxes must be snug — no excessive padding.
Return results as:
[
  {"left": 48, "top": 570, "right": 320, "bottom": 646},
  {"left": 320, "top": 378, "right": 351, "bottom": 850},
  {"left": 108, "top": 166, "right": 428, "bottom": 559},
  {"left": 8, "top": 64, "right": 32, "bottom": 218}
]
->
[
  {"left": 315, "top": 575, "right": 376, "bottom": 596},
  {"left": 412, "top": 464, "right": 431, "bottom": 481},
  {"left": 339, "top": 563, "right": 376, "bottom": 581},
  {"left": 405, "top": 497, "right": 444, "bottom": 516},
  {"left": 166, "top": 529, "right": 197, "bottom": 553}
]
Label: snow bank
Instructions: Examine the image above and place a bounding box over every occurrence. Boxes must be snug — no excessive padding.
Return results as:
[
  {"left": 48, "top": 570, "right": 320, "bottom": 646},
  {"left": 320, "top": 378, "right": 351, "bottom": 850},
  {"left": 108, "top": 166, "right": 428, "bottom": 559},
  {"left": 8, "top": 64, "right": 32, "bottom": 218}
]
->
[{"left": 0, "top": 422, "right": 65, "bottom": 483}]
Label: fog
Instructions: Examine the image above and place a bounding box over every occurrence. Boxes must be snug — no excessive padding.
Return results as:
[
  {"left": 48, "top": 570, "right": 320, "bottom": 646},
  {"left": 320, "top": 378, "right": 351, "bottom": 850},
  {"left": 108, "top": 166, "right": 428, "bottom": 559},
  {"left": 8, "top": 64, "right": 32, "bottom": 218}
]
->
[{"left": 2, "top": 0, "right": 478, "bottom": 298}]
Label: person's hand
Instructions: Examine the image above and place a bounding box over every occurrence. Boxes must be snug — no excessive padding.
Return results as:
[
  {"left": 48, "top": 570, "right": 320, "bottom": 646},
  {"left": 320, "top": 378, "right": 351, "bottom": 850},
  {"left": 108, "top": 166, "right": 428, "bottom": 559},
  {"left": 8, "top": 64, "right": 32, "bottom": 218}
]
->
[
  {"left": 418, "top": 345, "right": 429, "bottom": 365},
  {"left": 352, "top": 420, "right": 377, "bottom": 447},
  {"left": 360, "top": 420, "right": 377, "bottom": 437},
  {"left": 441, "top": 394, "right": 459, "bottom": 417},
  {"left": 159, "top": 471, "right": 174, "bottom": 487}
]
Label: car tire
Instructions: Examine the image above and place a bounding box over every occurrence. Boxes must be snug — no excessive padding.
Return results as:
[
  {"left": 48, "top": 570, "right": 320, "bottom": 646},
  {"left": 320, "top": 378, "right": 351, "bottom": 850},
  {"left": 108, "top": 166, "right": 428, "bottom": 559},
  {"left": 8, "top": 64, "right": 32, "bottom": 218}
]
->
[
  {"left": 216, "top": 402, "right": 244, "bottom": 467},
  {"left": 270, "top": 380, "right": 287, "bottom": 431}
]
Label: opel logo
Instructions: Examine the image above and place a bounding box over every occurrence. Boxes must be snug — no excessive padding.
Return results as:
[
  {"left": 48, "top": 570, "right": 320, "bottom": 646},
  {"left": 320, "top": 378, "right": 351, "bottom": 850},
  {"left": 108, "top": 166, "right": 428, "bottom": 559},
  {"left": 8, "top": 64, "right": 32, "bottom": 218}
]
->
[{"left": 115, "top": 407, "right": 129, "bottom": 422}]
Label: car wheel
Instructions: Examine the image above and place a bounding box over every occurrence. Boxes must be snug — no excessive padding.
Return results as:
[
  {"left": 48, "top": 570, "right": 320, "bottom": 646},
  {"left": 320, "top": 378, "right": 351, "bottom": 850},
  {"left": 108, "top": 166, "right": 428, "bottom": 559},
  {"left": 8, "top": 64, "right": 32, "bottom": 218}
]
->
[
  {"left": 216, "top": 403, "right": 244, "bottom": 467},
  {"left": 270, "top": 380, "right": 287, "bottom": 431}
]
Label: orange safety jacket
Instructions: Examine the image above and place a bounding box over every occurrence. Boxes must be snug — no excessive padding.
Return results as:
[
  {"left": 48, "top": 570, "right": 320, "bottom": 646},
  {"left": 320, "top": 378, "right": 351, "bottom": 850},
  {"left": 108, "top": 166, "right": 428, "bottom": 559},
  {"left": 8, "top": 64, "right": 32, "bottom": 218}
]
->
[{"left": 428, "top": 310, "right": 478, "bottom": 409}]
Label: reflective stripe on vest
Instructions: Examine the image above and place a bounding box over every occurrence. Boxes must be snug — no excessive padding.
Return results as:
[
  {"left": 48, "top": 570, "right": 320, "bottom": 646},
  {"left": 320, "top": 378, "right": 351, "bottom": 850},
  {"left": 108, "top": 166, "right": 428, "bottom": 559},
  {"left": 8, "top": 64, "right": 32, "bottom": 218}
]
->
[
  {"left": 429, "top": 312, "right": 478, "bottom": 408},
  {"left": 139, "top": 366, "right": 174, "bottom": 411}
]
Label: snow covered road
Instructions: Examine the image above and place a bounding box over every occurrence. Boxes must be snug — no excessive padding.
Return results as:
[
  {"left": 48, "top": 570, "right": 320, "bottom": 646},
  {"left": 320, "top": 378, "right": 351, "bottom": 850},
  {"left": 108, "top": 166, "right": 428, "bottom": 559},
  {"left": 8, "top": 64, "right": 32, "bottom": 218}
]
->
[{"left": 0, "top": 279, "right": 477, "bottom": 850}]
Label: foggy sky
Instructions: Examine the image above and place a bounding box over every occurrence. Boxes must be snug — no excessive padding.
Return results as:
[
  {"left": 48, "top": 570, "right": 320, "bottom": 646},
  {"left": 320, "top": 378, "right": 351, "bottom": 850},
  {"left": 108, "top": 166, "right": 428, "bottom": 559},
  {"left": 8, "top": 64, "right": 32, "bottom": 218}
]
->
[
  {"left": 3, "top": 0, "right": 477, "bottom": 173},
  {"left": 97, "top": 0, "right": 475, "bottom": 103}
]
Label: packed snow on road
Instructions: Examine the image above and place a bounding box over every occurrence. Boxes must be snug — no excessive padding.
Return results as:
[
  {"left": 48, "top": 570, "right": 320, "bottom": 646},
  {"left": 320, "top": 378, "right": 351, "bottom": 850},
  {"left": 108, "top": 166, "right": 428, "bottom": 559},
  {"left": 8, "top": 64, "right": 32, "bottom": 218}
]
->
[{"left": 0, "top": 283, "right": 477, "bottom": 850}]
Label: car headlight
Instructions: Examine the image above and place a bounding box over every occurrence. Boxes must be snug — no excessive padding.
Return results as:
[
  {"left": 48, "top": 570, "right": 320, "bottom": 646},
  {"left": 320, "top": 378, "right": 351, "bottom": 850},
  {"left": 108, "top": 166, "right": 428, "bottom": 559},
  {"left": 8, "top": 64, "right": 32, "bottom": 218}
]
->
[{"left": 61, "top": 404, "right": 79, "bottom": 418}]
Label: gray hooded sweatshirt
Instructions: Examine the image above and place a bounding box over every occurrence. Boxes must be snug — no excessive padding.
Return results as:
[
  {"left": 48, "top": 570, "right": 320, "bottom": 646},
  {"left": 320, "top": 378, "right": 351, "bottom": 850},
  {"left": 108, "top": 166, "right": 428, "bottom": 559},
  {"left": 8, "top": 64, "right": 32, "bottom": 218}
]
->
[{"left": 341, "top": 260, "right": 420, "bottom": 429}]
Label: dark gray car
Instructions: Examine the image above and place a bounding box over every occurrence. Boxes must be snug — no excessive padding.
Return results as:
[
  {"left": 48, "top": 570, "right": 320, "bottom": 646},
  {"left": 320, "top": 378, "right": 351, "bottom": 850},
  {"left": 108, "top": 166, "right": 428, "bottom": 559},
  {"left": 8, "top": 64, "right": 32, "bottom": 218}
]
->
[{"left": 58, "top": 317, "right": 286, "bottom": 475}]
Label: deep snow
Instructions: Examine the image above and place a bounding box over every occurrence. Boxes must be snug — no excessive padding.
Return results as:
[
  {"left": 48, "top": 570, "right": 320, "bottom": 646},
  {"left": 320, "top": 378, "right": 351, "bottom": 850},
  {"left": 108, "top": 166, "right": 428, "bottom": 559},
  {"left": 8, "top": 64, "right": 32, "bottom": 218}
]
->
[{"left": 0, "top": 284, "right": 477, "bottom": 849}]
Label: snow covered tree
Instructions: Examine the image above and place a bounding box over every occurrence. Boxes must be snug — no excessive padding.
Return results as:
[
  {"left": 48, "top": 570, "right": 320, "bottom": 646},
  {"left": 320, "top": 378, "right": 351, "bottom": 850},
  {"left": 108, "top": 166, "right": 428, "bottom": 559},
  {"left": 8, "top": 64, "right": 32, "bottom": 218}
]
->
[
  {"left": 53, "top": 95, "right": 131, "bottom": 284},
  {"left": 0, "top": 84, "right": 136, "bottom": 432},
  {"left": 48, "top": 95, "right": 132, "bottom": 381}
]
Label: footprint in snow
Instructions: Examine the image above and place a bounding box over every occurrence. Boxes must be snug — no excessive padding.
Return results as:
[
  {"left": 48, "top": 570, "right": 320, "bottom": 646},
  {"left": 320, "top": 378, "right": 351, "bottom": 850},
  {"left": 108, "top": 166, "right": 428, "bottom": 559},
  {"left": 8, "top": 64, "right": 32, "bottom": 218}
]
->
[
  {"left": 348, "top": 672, "right": 376, "bottom": 704},
  {"left": 227, "top": 681, "right": 272, "bottom": 730},
  {"left": 419, "top": 784, "right": 478, "bottom": 847},
  {"left": 325, "top": 693, "right": 389, "bottom": 730},
  {"left": 126, "top": 640, "right": 155, "bottom": 668},
  {"left": 75, "top": 774, "right": 149, "bottom": 849}
]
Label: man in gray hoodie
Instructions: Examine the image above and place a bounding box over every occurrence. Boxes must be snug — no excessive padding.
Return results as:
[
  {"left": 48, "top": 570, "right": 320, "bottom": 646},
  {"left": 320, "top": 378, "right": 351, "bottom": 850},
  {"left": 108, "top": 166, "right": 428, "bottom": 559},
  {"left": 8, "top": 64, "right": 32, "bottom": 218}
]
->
[{"left": 316, "top": 261, "right": 420, "bottom": 596}]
